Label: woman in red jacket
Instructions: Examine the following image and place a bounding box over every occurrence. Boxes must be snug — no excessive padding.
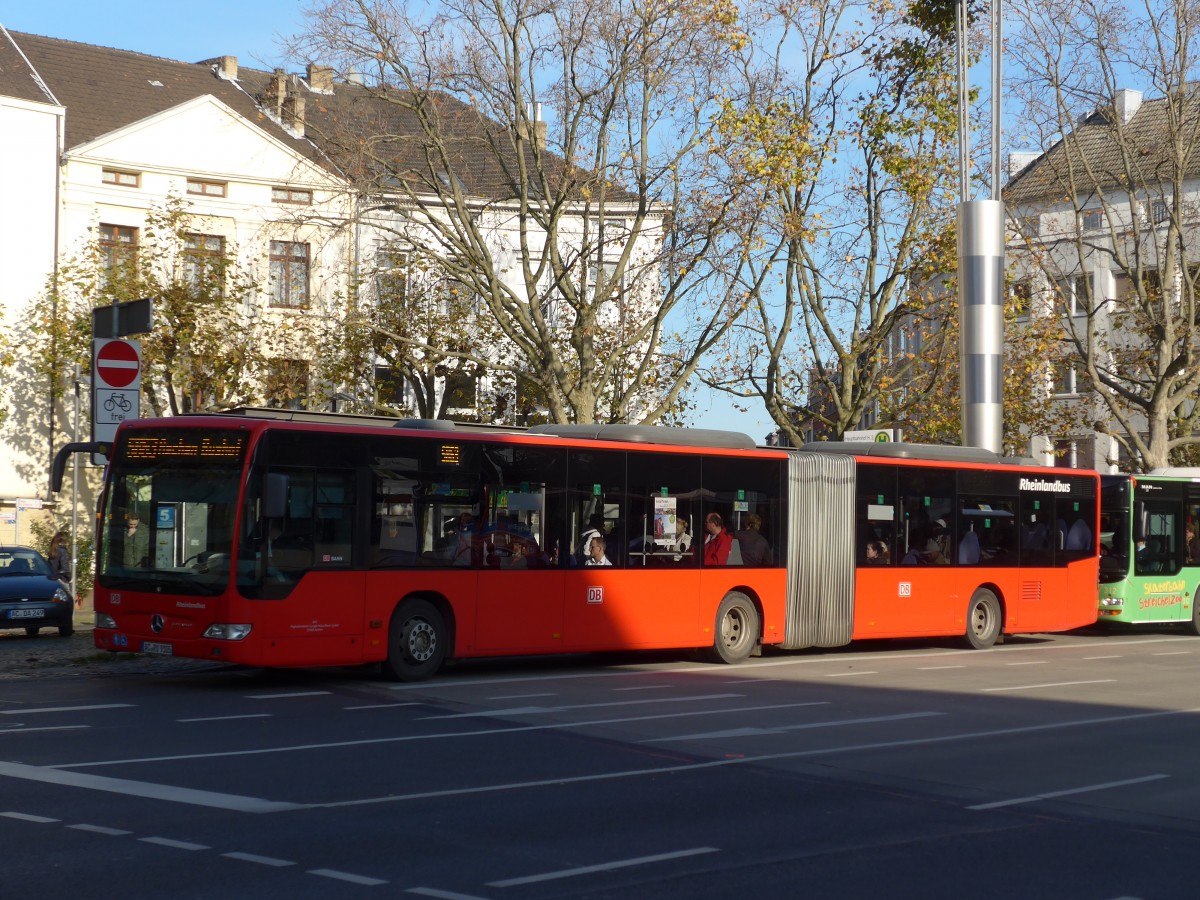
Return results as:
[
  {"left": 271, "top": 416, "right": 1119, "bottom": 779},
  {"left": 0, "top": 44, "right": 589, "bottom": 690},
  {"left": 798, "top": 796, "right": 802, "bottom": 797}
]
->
[{"left": 703, "top": 512, "right": 733, "bottom": 565}]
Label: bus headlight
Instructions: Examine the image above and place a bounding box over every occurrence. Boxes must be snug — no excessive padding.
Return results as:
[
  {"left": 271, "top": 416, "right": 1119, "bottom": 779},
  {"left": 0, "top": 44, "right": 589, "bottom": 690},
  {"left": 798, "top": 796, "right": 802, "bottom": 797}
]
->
[
  {"left": 202, "top": 623, "right": 253, "bottom": 641},
  {"left": 95, "top": 613, "right": 118, "bottom": 629},
  {"left": 1099, "top": 597, "right": 1124, "bottom": 608}
]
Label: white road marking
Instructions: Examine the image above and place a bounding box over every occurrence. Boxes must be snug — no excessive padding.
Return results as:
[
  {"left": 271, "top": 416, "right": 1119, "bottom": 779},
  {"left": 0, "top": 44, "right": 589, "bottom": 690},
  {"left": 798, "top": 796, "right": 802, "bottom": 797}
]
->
[
  {"left": 222, "top": 851, "right": 295, "bottom": 867},
  {"left": 0, "top": 726, "right": 88, "bottom": 735},
  {"left": 422, "top": 693, "right": 742, "bottom": 719},
  {"left": 69, "top": 823, "right": 131, "bottom": 835},
  {"left": 485, "top": 693, "right": 557, "bottom": 700},
  {"left": 407, "top": 888, "right": 491, "bottom": 900},
  {"left": 0, "top": 760, "right": 301, "bottom": 813},
  {"left": 1, "top": 811, "right": 58, "bottom": 823},
  {"left": 178, "top": 714, "right": 272, "bottom": 723},
  {"left": 487, "top": 847, "right": 719, "bottom": 887},
  {"left": 612, "top": 685, "right": 674, "bottom": 692},
  {"left": 1005, "top": 661, "right": 1048, "bottom": 666},
  {"left": 311, "top": 707, "right": 1200, "bottom": 810},
  {"left": 384, "top": 635, "right": 1197, "bottom": 691},
  {"left": 0, "top": 704, "right": 131, "bottom": 715},
  {"left": 1152, "top": 652, "right": 1190, "bottom": 657},
  {"left": 245, "top": 691, "right": 331, "bottom": 700},
  {"left": 967, "top": 774, "right": 1170, "bottom": 810},
  {"left": 308, "top": 868, "right": 387, "bottom": 886},
  {"left": 648, "top": 711, "right": 944, "bottom": 742},
  {"left": 140, "top": 836, "right": 210, "bottom": 851},
  {"left": 981, "top": 680, "right": 1116, "bottom": 692},
  {"left": 56, "top": 702, "right": 831, "bottom": 769},
  {"left": 1084, "top": 656, "right": 1122, "bottom": 660},
  {"left": 824, "top": 671, "right": 878, "bottom": 677},
  {"left": 345, "top": 703, "right": 423, "bottom": 710}
]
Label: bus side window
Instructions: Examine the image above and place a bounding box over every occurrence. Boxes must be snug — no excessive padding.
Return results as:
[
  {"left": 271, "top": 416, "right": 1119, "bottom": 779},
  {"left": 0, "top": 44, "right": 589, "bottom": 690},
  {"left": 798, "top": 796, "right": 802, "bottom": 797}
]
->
[{"left": 856, "top": 463, "right": 896, "bottom": 567}]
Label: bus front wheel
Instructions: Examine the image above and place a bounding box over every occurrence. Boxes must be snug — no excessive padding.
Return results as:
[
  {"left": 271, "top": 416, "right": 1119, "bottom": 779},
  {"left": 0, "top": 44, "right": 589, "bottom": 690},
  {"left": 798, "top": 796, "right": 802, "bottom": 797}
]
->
[
  {"left": 965, "top": 589, "right": 1002, "bottom": 649},
  {"left": 386, "top": 598, "right": 447, "bottom": 682},
  {"left": 706, "top": 591, "right": 759, "bottom": 664}
]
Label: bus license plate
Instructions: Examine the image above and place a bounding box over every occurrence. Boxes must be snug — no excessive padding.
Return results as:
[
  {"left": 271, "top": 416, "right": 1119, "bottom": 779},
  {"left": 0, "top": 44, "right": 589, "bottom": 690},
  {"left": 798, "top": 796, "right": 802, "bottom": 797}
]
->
[
  {"left": 9, "top": 609, "right": 44, "bottom": 619},
  {"left": 142, "top": 641, "right": 173, "bottom": 656}
]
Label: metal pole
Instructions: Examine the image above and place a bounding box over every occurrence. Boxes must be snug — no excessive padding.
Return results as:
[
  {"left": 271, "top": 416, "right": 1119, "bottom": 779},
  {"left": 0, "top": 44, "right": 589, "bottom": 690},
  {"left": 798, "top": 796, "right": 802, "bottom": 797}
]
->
[
  {"left": 71, "top": 364, "right": 80, "bottom": 598},
  {"left": 992, "top": 0, "right": 1003, "bottom": 199}
]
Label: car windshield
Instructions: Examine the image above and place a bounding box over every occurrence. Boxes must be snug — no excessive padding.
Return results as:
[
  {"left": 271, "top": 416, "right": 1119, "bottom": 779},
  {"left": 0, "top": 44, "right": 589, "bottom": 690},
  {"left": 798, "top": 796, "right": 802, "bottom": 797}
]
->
[{"left": 0, "top": 549, "right": 52, "bottom": 577}]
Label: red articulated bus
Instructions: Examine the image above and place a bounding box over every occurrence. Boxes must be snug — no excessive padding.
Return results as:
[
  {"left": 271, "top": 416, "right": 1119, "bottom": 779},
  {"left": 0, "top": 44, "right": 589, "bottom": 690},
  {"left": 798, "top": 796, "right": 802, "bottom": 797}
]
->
[{"left": 84, "top": 410, "right": 1099, "bottom": 680}]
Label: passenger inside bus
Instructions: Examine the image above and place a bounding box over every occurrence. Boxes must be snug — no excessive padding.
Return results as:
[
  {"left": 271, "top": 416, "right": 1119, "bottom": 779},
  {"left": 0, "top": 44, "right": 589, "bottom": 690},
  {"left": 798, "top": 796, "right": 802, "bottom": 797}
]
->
[{"left": 584, "top": 534, "right": 612, "bottom": 566}]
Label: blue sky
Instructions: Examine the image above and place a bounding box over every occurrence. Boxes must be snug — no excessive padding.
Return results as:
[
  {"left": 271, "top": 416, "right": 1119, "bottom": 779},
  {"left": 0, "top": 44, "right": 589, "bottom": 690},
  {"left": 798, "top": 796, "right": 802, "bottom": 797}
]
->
[
  {"left": 1, "top": 2, "right": 305, "bottom": 69},
  {"left": 1, "top": 2, "right": 777, "bottom": 441}
]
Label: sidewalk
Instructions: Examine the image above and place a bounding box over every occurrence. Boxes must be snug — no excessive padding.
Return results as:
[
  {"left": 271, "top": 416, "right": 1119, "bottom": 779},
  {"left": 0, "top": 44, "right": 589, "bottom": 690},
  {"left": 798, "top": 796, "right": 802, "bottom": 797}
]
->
[{"left": 0, "top": 603, "right": 220, "bottom": 679}]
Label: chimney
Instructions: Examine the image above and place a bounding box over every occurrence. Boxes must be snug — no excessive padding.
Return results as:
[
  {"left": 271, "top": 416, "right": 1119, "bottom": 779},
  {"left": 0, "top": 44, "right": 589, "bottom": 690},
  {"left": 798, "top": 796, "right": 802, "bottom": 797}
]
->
[
  {"left": 214, "top": 56, "right": 238, "bottom": 81},
  {"left": 1114, "top": 88, "right": 1143, "bottom": 124},
  {"left": 306, "top": 63, "right": 334, "bottom": 94},
  {"left": 263, "top": 68, "right": 287, "bottom": 119},
  {"left": 282, "top": 75, "right": 306, "bottom": 137},
  {"left": 516, "top": 102, "right": 547, "bottom": 152},
  {"left": 1007, "top": 151, "right": 1040, "bottom": 179}
]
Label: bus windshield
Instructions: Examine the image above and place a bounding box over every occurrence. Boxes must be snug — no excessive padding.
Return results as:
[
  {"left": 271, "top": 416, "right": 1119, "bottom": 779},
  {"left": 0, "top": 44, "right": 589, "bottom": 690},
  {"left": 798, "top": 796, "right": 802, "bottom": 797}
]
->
[
  {"left": 1099, "top": 477, "right": 1131, "bottom": 583},
  {"left": 98, "top": 428, "right": 249, "bottom": 596}
]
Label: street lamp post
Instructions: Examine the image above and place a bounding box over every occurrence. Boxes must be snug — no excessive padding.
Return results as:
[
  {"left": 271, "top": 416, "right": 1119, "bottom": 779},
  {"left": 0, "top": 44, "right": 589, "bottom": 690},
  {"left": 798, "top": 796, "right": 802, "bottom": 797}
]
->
[{"left": 957, "top": 0, "right": 1006, "bottom": 454}]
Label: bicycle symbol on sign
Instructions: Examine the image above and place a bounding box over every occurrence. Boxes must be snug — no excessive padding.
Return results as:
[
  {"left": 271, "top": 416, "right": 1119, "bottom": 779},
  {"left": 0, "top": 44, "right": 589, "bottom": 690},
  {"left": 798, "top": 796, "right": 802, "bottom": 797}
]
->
[{"left": 103, "top": 392, "right": 132, "bottom": 414}]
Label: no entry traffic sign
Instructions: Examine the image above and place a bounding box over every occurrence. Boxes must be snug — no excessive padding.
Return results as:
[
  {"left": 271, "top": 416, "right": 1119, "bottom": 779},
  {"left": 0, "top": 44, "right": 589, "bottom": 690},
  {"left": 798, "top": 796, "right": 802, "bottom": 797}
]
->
[{"left": 94, "top": 339, "right": 141, "bottom": 389}]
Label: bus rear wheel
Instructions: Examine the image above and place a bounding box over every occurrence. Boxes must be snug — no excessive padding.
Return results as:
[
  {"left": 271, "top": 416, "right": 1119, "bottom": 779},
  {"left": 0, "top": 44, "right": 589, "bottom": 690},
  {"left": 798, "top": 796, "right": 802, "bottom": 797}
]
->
[
  {"left": 385, "top": 598, "right": 447, "bottom": 682},
  {"left": 1186, "top": 601, "right": 1200, "bottom": 637},
  {"left": 706, "top": 591, "right": 759, "bottom": 664},
  {"left": 965, "top": 589, "right": 1002, "bottom": 649}
]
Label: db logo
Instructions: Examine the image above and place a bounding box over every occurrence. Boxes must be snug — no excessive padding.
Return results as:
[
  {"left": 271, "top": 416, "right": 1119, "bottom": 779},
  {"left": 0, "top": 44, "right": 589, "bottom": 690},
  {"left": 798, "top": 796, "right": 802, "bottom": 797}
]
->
[
  {"left": 898, "top": 582, "right": 912, "bottom": 597},
  {"left": 587, "top": 586, "right": 604, "bottom": 605}
]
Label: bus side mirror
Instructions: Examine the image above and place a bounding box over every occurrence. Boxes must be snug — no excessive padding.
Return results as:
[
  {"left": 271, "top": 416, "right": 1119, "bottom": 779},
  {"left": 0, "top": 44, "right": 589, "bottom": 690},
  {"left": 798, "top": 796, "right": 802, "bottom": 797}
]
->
[{"left": 264, "top": 473, "right": 289, "bottom": 519}]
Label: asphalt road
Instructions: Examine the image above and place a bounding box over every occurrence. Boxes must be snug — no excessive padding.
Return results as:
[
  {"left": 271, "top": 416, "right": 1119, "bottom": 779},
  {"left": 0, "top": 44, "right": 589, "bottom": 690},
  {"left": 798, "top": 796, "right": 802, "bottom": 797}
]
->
[{"left": 2, "top": 625, "right": 1199, "bottom": 899}]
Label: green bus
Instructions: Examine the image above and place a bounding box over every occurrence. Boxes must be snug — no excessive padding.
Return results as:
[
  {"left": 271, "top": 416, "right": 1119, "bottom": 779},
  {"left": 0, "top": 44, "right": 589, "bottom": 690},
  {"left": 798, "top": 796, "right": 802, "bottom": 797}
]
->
[{"left": 1098, "top": 470, "right": 1200, "bottom": 634}]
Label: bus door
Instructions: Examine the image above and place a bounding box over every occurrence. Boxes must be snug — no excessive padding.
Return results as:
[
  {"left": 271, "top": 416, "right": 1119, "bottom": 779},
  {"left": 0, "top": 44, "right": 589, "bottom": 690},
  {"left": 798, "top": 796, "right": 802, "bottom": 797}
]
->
[
  {"left": 1132, "top": 482, "right": 1186, "bottom": 621},
  {"left": 473, "top": 448, "right": 567, "bottom": 654}
]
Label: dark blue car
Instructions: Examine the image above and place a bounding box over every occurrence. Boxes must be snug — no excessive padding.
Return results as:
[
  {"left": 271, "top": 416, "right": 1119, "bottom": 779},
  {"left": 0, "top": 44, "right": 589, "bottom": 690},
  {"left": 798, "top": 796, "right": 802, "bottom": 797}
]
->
[{"left": 0, "top": 546, "right": 74, "bottom": 637}]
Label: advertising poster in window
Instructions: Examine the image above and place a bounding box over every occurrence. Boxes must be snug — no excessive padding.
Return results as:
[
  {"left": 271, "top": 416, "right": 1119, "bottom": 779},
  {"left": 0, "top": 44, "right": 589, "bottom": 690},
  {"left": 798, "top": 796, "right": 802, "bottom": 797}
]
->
[{"left": 653, "top": 496, "right": 677, "bottom": 547}]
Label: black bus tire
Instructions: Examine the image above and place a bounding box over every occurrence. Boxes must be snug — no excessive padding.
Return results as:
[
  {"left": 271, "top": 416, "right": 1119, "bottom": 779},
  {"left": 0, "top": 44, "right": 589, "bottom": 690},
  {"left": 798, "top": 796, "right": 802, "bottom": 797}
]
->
[
  {"left": 1187, "top": 601, "right": 1200, "bottom": 637},
  {"left": 965, "top": 588, "right": 1002, "bottom": 649},
  {"left": 705, "top": 591, "right": 759, "bottom": 664},
  {"left": 385, "top": 598, "right": 447, "bottom": 682}
]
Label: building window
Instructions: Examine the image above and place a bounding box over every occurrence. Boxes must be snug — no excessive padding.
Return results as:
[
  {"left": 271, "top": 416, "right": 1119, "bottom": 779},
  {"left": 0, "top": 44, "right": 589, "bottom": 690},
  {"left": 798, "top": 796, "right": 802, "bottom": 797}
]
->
[
  {"left": 187, "top": 179, "right": 227, "bottom": 198},
  {"left": 1054, "top": 274, "right": 1087, "bottom": 316},
  {"left": 374, "top": 248, "right": 410, "bottom": 304},
  {"left": 1081, "top": 209, "right": 1103, "bottom": 231},
  {"left": 269, "top": 241, "right": 309, "bottom": 308},
  {"left": 1051, "top": 359, "right": 1078, "bottom": 396},
  {"left": 272, "top": 187, "right": 313, "bottom": 205},
  {"left": 1015, "top": 215, "right": 1039, "bottom": 239},
  {"left": 1054, "top": 437, "right": 1094, "bottom": 469},
  {"left": 445, "top": 369, "right": 478, "bottom": 409},
  {"left": 102, "top": 168, "right": 139, "bottom": 187},
  {"left": 98, "top": 224, "right": 138, "bottom": 285},
  {"left": 183, "top": 234, "right": 225, "bottom": 295},
  {"left": 1010, "top": 280, "right": 1033, "bottom": 317},
  {"left": 1152, "top": 199, "right": 1169, "bottom": 225},
  {"left": 374, "top": 365, "right": 408, "bottom": 407}
]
